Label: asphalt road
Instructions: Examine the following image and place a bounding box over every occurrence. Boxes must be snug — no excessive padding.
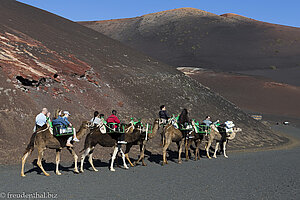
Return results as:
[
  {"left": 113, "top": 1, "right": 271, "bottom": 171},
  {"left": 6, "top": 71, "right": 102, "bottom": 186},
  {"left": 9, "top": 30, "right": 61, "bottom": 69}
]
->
[{"left": 0, "top": 125, "right": 299, "bottom": 200}]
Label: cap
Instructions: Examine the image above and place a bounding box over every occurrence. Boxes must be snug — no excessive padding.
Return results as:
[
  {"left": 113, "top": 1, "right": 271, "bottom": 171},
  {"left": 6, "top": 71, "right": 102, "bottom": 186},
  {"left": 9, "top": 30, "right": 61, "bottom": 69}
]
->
[{"left": 63, "top": 111, "right": 71, "bottom": 116}]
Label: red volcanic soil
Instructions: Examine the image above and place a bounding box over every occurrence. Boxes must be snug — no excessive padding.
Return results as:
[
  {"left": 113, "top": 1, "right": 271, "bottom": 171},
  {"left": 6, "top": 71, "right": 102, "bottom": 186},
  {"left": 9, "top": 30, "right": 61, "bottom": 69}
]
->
[
  {"left": 0, "top": 2, "right": 287, "bottom": 164},
  {"left": 179, "top": 67, "right": 300, "bottom": 119},
  {"left": 80, "top": 8, "right": 300, "bottom": 72}
]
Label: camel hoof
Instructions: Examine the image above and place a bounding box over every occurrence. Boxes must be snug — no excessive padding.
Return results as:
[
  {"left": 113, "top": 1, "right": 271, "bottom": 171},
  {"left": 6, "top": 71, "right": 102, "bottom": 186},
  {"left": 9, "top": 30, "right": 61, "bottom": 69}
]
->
[
  {"left": 124, "top": 166, "right": 129, "bottom": 170},
  {"left": 224, "top": 156, "right": 228, "bottom": 158},
  {"left": 178, "top": 161, "right": 182, "bottom": 164},
  {"left": 110, "top": 168, "right": 116, "bottom": 172},
  {"left": 21, "top": 174, "right": 26, "bottom": 177},
  {"left": 80, "top": 170, "right": 84, "bottom": 173},
  {"left": 74, "top": 170, "right": 80, "bottom": 174},
  {"left": 213, "top": 156, "right": 217, "bottom": 159},
  {"left": 208, "top": 157, "right": 212, "bottom": 159},
  {"left": 93, "top": 169, "right": 99, "bottom": 172},
  {"left": 44, "top": 173, "right": 50, "bottom": 176},
  {"left": 56, "top": 172, "right": 62, "bottom": 176},
  {"left": 142, "top": 163, "right": 147, "bottom": 166}
]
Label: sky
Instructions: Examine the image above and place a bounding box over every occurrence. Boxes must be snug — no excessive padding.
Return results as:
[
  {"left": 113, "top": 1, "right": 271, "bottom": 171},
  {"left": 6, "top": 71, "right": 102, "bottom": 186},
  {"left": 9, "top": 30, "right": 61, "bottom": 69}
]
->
[{"left": 17, "top": 0, "right": 300, "bottom": 28}]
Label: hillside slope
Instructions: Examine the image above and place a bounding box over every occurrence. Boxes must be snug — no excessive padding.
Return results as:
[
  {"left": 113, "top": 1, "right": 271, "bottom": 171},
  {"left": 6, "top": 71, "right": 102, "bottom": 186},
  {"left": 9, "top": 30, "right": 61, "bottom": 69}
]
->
[
  {"left": 80, "top": 8, "right": 300, "bottom": 71},
  {"left": 0, "top": 1, "right": 286, "bottom": 164}
]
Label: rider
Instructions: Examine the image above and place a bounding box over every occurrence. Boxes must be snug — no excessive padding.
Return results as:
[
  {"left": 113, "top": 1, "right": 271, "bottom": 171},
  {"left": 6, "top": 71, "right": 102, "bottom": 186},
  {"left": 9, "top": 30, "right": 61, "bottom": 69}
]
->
[
  {"left": 63, "top": 111, "right": 79, "bottom": 142},
  {"left": 35, "top": 108, "right": 49, "bottom": 130},
  {"left": 159, "top": 105, "right": 170, "bottom": 126},
  {"left": 178, "top": 108, "right": 190, "bottom": 129},
  {"left": 107, "top": 110, "right": 127, "bottom": 144},
  {"left": 90, "top": 111, "right": 101, "bottom": 126},
  {"left": 178, "top": 108, "right": 192, "bottom": 138},
  {"left": 202, "top": 116, "right": 212, "bottom": 126}
]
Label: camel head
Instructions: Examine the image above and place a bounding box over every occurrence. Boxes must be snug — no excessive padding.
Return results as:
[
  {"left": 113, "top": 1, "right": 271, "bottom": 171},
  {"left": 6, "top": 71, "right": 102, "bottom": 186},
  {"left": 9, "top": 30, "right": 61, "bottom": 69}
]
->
[
  {"left": 76, "top": 121, "right": 93, "bottom": 139},
  {"left": 227, "top": 127, "right": 242, "bottom": 140},
  {"left": 148, "top": 119, "right": 160, "bottom": 139},
  {"left": 82, "top": 121, "right": 93, "bottom": 129}
]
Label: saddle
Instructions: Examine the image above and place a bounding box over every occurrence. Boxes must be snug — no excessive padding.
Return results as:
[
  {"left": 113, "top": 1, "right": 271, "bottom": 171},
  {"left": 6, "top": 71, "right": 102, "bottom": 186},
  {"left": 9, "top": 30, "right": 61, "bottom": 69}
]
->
[{"left": 53, "top": 125, "right": 74, "bottom": 136}]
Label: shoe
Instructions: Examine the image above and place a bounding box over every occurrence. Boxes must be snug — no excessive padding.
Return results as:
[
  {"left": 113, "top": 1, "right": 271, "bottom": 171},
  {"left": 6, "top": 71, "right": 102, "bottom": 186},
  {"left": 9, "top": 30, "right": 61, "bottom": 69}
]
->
[
  {"left": 73, "top": 137, "right": 80, "bottom": 142},
  {"left": 118, "top": 141, "right": 127, "bottom": 144}
]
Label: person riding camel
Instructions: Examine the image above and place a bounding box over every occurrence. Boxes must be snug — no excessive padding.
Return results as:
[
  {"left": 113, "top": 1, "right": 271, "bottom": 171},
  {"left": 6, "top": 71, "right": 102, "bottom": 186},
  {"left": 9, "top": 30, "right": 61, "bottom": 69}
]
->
[
  {"left": 90, "top": 111, "right": 101, "bottom": 127},
  {"left": 203, "top": 116, "right": 212, "bottom": 126},
  {"left": 159, "top": 105, "right": 170, "bottom": 126},
  {"left": 178, "top": 108, "right": 193, "bottom": 138},
  {"left": 35, "top": 108, "right": 49, "bottom": 131},
  {"left": 202, "top": 116, "right": 220, "bottom": 132},
  {"left": 178, "top": 108, "right": 190, "bottom": 129},
  {"left": 107, "top": 110, "right": 127, "bottom": 144},
  {"left": 52, "top": 110, "right": 78, "bottom": 147},
  {"left": 63, "top": 111, "right": 79, "bottom": 142}
]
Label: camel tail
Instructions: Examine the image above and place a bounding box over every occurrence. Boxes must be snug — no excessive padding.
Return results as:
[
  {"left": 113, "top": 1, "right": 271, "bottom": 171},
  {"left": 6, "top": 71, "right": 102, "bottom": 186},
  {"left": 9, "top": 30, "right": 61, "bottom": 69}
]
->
[{"left": 24, "top": 132, "right": 37, "bottom": 155}]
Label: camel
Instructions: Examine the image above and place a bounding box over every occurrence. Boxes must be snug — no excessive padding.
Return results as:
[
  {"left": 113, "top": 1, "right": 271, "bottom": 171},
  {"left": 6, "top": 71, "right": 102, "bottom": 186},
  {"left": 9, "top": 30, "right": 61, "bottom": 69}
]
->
[
  {"left": 185, "top": 131, "right": 205, "bottom": 161},
  {"left": 206, "top": 125, "right": 242, "bottom": 159},
  {"left": 21, "top": 121, "right": 91, "bottom": 177},
  {"left": 80, "top": 119, "right": 160, "bottom": 172},
  {"left": 161, "top": 124, "right": 186, "bottom": 165},
  {"left": 124, "top": 119, "right": 160, "bottom": 167}
]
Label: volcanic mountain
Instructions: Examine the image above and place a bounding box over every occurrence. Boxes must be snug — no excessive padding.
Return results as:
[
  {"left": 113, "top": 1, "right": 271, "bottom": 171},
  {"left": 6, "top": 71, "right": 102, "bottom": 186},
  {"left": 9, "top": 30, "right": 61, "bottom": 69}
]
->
[
  {"left": 80, "top": 8, "right": 300, "bottom": 71},
  {"left": 0, "top": 1, "right": 286, "bottom": 164}
]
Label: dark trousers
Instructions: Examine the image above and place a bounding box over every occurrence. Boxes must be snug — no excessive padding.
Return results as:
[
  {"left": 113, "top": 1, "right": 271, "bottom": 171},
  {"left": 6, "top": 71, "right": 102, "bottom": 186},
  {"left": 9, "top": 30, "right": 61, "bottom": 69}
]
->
[{"left": 36, "top": 124, "right": 42, "bottom": 130}]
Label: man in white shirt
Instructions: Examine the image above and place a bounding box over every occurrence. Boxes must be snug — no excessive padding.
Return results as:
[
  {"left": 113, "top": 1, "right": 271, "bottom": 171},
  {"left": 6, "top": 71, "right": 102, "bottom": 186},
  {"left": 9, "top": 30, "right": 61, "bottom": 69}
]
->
[{"left": 35, "top": 108, "right": 48, "bottom": 129}]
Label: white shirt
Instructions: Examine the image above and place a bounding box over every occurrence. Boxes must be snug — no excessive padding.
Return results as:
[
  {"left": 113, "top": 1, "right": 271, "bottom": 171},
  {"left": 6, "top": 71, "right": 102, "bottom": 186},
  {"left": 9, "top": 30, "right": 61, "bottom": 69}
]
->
[
  {"left": 90, "top": 117, "right": 101, "bottom": 125},
  {"left": 36, "top": 113, "right": 47, "bottom": 127}
]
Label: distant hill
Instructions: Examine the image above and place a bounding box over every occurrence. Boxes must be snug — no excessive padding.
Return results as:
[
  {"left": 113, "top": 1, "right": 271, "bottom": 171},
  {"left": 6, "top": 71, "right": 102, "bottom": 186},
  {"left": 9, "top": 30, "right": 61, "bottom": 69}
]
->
[
  {"left": 79, "top": 8, "right": 300, "bottom": 71},
  {"left": 0, "top": 2, "right": 286, "bottom": 164}
]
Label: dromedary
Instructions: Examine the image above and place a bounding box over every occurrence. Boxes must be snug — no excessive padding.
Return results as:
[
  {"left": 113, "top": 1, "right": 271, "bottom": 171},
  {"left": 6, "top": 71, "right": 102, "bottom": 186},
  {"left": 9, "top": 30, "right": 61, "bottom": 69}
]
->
[
  {"left": 185, "top": 130, "right": 205, "bottom": 161},
  {"left": 124, "top": 119, "right": 160, "bottom": 167},
  {"left": 206, "top": 125, "right": 242, "bottom": 159},
  {"left": 161, "top": 124, "right": 186, "bottom": 165},
  {"left": 21, "top": 121, "right": 91, "bottom": 177},
  {"left": 80, "top": 119, "right": 160, "bottom": 172}
]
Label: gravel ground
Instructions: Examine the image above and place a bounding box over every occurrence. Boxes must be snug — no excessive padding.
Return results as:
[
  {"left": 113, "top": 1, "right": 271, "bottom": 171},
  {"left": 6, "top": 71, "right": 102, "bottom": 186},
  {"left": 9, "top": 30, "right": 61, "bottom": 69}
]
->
[{"left": 0, "top": 125, "right": 299, "bottom": 200}]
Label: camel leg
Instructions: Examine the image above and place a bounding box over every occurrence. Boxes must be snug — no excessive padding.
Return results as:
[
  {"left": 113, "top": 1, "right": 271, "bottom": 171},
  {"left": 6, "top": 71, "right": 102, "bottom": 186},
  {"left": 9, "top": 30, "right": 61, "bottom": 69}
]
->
[
  {"left": 206, "top": 140, "right": 212, "bottom": 159},
  {"left": 178, "top": 139, "right": 184, "bottom": 164},
  {"left": 125, "top": 154, "right": 134, "bottom": 167},
  {"left": 21, "top": 150, "right": 32, "bottom": 177},
  {"left": 162, "top": 139, "right": 171, "bottom": 165},
  {"left": 55, "top": 150, "right": 62, "bottom": 175},
  {"left": 136, "top": 142, "right": 147, "bottom": 166},
  {"left": 194, "top": 141, "right": 198, "bottom": 161},
  {"left": 80, "top": 147, "right": 91, "bottom": 173},
  {"left": 198, "top": 140, "right": 203, "bottom": 160},
  {"left": 195, "top": 140, "right": 201, "bottom": 161},
  {"left": 88, "top": 148, "right": 98, "bottom": 172},
  {"left": 37, "top": 148, "right": 49, "bottom": 176},
  {"left": 110, "top": 146, "right": 119, "bottom": 172},
  {"left": 223, "top": 141, "right": 228, "bottom": 158},
  {"left": 119, "top": 148, "right": 129, "bottom": 170},
  {"left": 124, "top": 144, "right": 134, "bottom": 167},
  {"left": 213, "top": 142, "right": 219, "bottom": 158},
  {"left": 67, "top": 147, "right": 79, "bottom": 174},
  {"left": 185, "top": 139, "right": 192, "bottom": 161}
]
